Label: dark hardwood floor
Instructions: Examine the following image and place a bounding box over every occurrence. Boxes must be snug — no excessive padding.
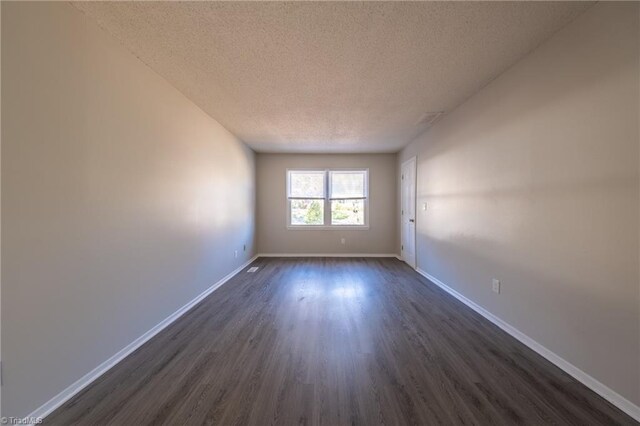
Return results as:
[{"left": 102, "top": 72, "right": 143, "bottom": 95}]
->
[{"left": 45, "top": 257, "right": 636, "bottom": 425}]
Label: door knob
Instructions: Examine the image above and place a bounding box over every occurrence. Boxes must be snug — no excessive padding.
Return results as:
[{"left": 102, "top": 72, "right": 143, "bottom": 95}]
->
[{"left": 409, "top": 219, "right": 415, "bottom": 223}]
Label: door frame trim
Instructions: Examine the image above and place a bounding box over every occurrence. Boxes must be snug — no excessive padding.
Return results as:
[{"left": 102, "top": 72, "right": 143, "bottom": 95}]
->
[{"left": 400, "top": 156, "right": 417, "bottom": 269}]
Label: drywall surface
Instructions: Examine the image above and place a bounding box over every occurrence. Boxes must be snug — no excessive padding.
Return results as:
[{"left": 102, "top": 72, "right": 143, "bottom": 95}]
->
[
  {"left": 400, "top": 2, "right": 639, "bottom": 405},
  {"left": 0, "top": 2, "right": 3, "bottom": 418},
  {"left": 256, "top": 154, "right": 397, "bottom": 254},
  {"left": 2, "top": 2, "right": 255, "bottom": 417}
]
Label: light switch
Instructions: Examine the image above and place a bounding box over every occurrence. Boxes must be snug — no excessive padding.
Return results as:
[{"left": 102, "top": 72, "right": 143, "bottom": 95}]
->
[{"left": 492, "top": 279, "right": 500, "bottom": 294}]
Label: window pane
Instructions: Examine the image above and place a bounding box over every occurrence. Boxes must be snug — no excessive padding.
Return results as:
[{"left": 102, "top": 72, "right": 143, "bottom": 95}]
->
[
  {"left": 330, "top": 172, "right": 365, "bottom": 199},
  {"left": 291, "top": 199, "right": 324, "bottom": 225},
  {"left": 289, "top": 172, "right": 325, "bottom": 198},
  {"left": 331, "top": 199, "right": 364, "bottom": 225}
]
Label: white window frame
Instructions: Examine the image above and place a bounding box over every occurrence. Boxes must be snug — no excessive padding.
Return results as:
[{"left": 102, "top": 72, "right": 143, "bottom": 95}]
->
[{"left": 286, "top": 168, "right": 369, "bottom": 230}]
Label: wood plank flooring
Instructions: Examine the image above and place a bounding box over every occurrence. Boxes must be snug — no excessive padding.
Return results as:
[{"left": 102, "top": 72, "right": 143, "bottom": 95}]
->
[{"left": 45, "top": 257, "right": 637, "bottom": 425}]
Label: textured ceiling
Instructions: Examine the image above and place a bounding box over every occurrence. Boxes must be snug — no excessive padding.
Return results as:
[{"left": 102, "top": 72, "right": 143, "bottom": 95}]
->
[{"left": 73, "top": 1, "right": 592, "bottom": 153}]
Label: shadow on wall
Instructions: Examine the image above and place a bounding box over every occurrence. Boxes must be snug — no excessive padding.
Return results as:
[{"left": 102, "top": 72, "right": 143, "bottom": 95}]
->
[
  {"left": 416, "top": 228, "right": 639, "bottom": 400},
  {"left": 408, "top": 7, "right": 639, "bottom": 403},
  {"left": 186, "top": 143, "right": 255, "bottom": 231},
  {"left": 415, "top": 34, "right": 636, "bottom": 164},
  {"left": 414, "top": 174, "right": 638, "bottom": 404}
]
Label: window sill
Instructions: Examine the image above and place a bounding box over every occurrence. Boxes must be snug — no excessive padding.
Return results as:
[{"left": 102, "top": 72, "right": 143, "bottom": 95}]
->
[{"left": 287, "top": 225, "right": 370, "bottom": 231}]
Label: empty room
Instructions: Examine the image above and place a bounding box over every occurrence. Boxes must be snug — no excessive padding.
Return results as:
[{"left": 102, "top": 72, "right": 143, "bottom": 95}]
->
[{"left": 1, "top": 1, "right": 639, "bottom": 424}]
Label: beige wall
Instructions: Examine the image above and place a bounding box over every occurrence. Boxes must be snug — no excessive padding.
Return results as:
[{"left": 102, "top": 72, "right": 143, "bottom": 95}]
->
[
  {"left": 0, "top": 2, "right": 3, "bottom": 418},
  {"left": 1, "top": 2, "right": 256, "bottom": 417},
  {"left": 400, "top": 2, "right": 639, "bottom": 406},
  {"left": 257, "top": 154, "right": 397, "bottom": 254}
]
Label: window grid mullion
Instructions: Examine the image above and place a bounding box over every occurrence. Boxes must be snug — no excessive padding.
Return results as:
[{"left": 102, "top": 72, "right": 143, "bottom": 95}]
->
[
  {"left": 324, "top": 170, "right": 330, "bottom": 226},
  {"left": 287, "top": 168, "right": 368, "bottom": 228}
]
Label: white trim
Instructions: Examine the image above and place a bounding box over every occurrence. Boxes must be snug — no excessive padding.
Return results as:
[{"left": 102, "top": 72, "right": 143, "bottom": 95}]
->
[
  {"left": 25, "top": 255, "right": 259, "bottom": 423},
  {"left": 286, "top": 225, "right": 370, "bottom": 231},
  {"left": 29, "top": 256, "right": 635, "bottom": 422},
  {"left": 258, "top": 253, "right": 401, "bottom": 258},
  {"left": 415, "top": 268, "right": 640, "bottom": 423},
  {"left": 286, "top": 168, "right": 370, "bottom": 229}
]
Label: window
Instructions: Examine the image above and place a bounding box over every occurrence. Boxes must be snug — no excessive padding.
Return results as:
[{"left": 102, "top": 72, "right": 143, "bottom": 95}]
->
[
  {"left": 329, "top": 171, "right": 366, "bottom": 225},
  {"left": 288, "top": 171, "right": 325, "bottom": 226},
  {"left": 287, "top": 169, "right": 368, "bottom": 229}
]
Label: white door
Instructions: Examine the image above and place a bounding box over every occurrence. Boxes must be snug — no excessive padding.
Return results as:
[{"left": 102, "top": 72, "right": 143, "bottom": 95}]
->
[{"left": 401, "top": 157, "right": 417, "bottom": 269}]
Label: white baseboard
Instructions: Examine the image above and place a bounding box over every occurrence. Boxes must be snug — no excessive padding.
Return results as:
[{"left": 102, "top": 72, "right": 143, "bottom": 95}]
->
[
  {"left": 415, "top": 268, "right": 640, "bottom": 422},
  {"left": 30, "top": 257, "right": 632, "bottom": 422},
  {"left": 25, "top": 255, "right": 259, "bottom": 423},
  {"left": 258, "top": 252, "right": 401, "bottom": 258}
]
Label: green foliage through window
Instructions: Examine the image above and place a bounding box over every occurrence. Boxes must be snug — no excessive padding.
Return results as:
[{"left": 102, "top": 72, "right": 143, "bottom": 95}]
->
[
  {"left": 291, "top": 199, "right": 324, "bottom": 225},
  {"left": 331, "top": 200, "right": 364, "bottom": 225},
  {"left": 288, "top": 170, "right": 367, "bottom": 226}
]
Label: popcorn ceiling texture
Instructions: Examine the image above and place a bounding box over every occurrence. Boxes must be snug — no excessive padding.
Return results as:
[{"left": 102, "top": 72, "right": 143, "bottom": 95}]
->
[{"left": 73, "top": 1, "right": 592, "bottom": 153}]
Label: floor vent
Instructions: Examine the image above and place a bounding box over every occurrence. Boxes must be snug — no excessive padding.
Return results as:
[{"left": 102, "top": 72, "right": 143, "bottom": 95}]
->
[{"left": 247, "top": 267, "right": 259, "bottom": 273}]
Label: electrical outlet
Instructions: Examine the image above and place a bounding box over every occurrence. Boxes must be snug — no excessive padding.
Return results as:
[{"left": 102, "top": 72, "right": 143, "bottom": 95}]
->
[
  {"left": 341, "top": 238, "right": 346, "bottom": 245},
  {"left": 423, "top": 202, "right": 427, "bottom": 211},
  {"left": 492, "top": 279, "right": 500, "bottom": 294},
  {"left": 234, "top": 250, "right": 238, "bottom": 259}
]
